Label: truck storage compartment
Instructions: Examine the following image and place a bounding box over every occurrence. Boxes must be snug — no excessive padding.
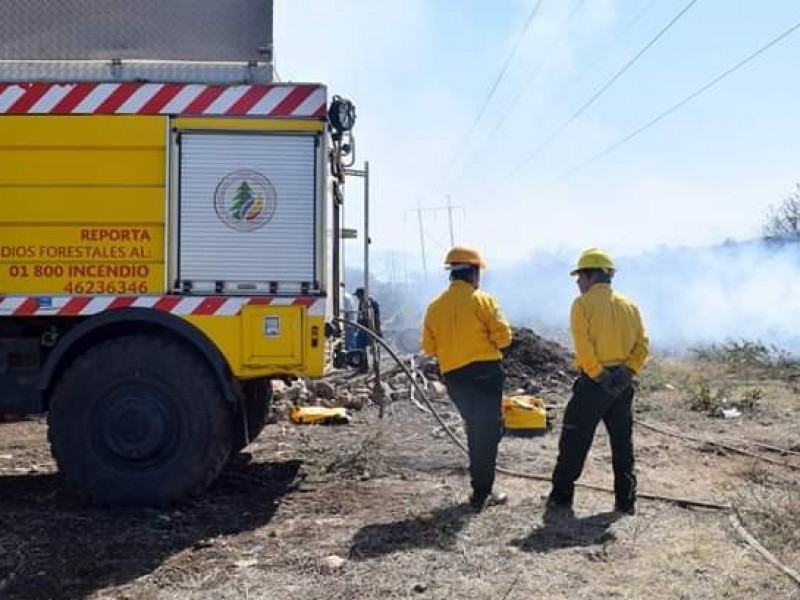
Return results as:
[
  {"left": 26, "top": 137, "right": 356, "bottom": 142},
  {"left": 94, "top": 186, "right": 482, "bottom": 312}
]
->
[
  {"left": 177, "top": 132, "right": 319, "bottom": 293},
  {"left": 241, "top": 304, "right": 304, "bottom": 366}
]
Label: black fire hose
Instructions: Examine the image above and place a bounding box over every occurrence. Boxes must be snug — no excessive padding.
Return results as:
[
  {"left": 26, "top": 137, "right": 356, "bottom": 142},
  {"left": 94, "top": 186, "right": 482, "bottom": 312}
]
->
[
  {"left": 330, "top": 319, "right": 800, "bottom": 587},
  {"left": 334, "top": 318, "right": 730, "bottom": 511}
]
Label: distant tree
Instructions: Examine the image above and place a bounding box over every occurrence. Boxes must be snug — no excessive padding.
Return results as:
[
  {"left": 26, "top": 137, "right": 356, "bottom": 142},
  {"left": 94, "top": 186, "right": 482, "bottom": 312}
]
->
[{"left": 763, "top": 183, "right": 800, "bottom": 239}]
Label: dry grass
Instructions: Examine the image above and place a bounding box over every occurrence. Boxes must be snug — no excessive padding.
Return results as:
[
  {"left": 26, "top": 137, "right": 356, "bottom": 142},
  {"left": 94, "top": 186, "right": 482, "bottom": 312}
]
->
[
  {"left": 323, "top": 427, "right": 389, "bottom": 480},
  {"left": 638, "top": 353, "right": 799, "bottom": 427},
  {"left": 691, "top": 340, "right": 799, "bottom": 379},
  {"left": 734, "top": 473, "right": 800, "bottom": 563},
  {"left": 1, "top": 354, "right": 799, "bottom": 599}
]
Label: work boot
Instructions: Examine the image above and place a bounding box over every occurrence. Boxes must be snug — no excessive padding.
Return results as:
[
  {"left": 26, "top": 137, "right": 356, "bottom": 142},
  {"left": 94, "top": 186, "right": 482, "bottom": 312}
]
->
[
  {"left": 614, "top": 501, "right": 636, "bottom": 516},
  {"left": 543, "top": 492, "right": 574, "bottom": 523},
  {"left": 469, "top": 490, "right": 508, "bottom": 511},
  {"left": 545, "top": 490, "right": 573, "bottom": 509},
  {"left": 614, "top": 489, "right": 636, "bottom": 516}
]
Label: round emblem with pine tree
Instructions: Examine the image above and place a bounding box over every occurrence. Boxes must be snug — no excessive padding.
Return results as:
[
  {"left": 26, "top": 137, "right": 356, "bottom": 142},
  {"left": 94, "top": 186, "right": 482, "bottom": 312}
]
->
[{"left": 214, "top": 169, "right": 277, "bottom": 232}]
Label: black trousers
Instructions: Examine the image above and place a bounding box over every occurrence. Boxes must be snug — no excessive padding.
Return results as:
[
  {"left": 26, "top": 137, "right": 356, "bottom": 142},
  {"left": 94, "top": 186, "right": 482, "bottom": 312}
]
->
[
  {"left": 444, "top": 360, "right": 504, "bottom": 497},
  {"left": 550, "top": 374, "right": 636, "bottom": 506}
]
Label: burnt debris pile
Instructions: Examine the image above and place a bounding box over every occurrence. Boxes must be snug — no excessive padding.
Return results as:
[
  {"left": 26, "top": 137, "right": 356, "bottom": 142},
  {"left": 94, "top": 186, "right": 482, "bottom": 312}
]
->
[{"left": 502, "top": 327, "right": 575, "bottom": 391}]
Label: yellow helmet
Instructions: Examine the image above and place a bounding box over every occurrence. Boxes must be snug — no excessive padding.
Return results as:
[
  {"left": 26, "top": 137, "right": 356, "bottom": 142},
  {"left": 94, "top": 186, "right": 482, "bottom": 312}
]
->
[
  {"left": 443, "top": 246, "right": 487, "bottom": 270},
  {"left": 570, "top": 248, "right": 615, "bottom": 275}
]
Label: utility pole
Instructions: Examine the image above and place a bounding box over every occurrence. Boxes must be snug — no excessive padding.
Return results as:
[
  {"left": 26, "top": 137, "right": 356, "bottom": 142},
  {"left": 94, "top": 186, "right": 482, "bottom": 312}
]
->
[
  {"left": 345, "top": 161, "right": 386, "bottom": 418},
  {"left": 345, "top": 162, "right": 370, "bottom": 301},
  {"left": 416, "top": 198, "right": 428, "bottom": 279},
  {"left": 446, "top": 194, "right": 455, "bottom": 246}
]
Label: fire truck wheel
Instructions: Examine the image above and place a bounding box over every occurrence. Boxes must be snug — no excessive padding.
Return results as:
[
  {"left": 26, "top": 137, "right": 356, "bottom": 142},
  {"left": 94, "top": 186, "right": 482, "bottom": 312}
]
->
[
  {"left": 48, "top": 335, "right": 234, "bottom": 507},
  {"left": 233, "top": 378, "right": 273, "bottom": 452}
]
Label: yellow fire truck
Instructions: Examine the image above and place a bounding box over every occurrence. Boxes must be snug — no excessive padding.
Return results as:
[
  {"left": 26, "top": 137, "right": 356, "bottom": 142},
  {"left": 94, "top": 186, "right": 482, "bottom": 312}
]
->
[{"left": 0, "top": 0, "right": 356, "bottom": 506}]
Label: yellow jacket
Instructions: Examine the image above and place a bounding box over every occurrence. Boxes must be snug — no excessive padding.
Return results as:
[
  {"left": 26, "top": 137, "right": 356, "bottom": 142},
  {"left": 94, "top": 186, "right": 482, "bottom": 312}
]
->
[
  {"left": 422, "top": 281, "right": 512, "bottom": 374},
  {"left": 571, "top": 283, "right": 649, "bottom": 378}
]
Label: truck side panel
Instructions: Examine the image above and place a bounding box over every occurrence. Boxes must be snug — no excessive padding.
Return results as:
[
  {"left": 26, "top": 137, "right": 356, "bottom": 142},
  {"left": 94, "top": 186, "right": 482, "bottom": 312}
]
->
[
  {"left": 183, "top": 312, "right": 326, "bottom": 378},
  {"left": 0, "top": 115, "right": 167, "bottom": 296},
  {"left": 0, "top": 97, "right": 331, "bottom": 387}
]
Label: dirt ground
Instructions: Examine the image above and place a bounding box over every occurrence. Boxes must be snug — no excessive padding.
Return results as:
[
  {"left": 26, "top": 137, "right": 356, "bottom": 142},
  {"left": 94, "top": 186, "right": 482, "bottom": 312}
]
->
[{"left": 1, "top": 354, "right": 799, "bottom": 600}]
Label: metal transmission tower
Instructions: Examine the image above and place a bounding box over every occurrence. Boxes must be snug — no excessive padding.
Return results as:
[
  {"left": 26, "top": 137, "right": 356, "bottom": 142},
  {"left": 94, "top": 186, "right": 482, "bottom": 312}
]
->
[{"left": 407, "top": 197, "right": 465, "bottom": 279}]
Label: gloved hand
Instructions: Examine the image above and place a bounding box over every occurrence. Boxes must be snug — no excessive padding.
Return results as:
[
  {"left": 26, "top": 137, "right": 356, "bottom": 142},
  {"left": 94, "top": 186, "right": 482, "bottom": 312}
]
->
[{"left": 595, "top": 367, "right": 633, "bottom": 397}]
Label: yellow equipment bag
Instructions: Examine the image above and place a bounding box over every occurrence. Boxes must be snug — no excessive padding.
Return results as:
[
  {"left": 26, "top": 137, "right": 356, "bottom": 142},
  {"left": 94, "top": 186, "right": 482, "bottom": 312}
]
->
[
  {"left": 502, "top": 395, "right": 548, "bottom": 437},
  {"left": 290, "top": 405, "right": 352, "bottom": 425}
]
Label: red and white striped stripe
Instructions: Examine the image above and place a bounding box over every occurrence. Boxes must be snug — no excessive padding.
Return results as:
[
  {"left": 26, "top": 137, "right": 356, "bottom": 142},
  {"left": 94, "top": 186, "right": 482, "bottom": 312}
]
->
[
  {"left": 0, "top": 83, "right": 327, "bottom": 118},
  {"left": 0, "top": 296, "right": 326, "bottom": 317}
]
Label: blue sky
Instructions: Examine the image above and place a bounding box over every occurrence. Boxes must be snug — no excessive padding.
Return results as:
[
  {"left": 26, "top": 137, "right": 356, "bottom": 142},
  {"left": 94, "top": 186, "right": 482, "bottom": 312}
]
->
[{"left": 275, "top": 1, "right": 800, "bottom": 271}]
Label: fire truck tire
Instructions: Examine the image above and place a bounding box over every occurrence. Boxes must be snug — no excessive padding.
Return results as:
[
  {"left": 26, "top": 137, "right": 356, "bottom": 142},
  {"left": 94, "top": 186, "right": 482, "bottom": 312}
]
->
[
  {"left": 48, "top": 335, "right": 234, "bottom": 507},
  {"left": 234, "top": 378, "right": 273, "bottom": 451}
]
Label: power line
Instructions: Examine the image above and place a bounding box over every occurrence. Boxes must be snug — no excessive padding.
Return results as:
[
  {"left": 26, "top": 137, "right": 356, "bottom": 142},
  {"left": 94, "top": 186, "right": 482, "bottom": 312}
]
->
[
  {"left": 447, "top": 0, "right": 587, "bottom": 194},
  {"left": 564, "top": 16, "right": 800, "bottom": 178},
  {"left": 440, "top": 0, "right": 546, "bottom": 185},
  {"left": 461, "top": 0, "right": 546, "bottom": 138},
  {"left": 565, "top": 0, "right": 661, "bottom": 90},
  {"left": 452, "top": 0, "right": 659, "bottom": 198},
  {"left": 502, "top": 0, "right": 700, "bottom": 182},
  {"left": 479, "top": 0, "right": 587, "bottom": 152}
]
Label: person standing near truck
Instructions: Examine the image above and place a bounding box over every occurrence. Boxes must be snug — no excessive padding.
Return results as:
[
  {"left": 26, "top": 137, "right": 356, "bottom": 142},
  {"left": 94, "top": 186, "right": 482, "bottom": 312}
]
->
[
  {"left": 353, "top": 287, "right": 381, "bottom": 373},
  {"left": 422, "top": 246, "right": 512, "bottom": 511}
]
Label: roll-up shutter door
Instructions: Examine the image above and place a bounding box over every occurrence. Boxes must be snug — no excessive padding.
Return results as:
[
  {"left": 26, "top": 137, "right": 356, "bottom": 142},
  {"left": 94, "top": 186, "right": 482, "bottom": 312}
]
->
[{"left": 178, "top": 133, "right": 317, "bottom": 288}]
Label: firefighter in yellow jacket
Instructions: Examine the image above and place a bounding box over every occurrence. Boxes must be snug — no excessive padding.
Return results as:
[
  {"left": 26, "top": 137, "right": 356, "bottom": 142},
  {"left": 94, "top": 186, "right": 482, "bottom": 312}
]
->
[
  {"left": 547, "top": 248, "right": 649, "bottom": 517},
  {"left": 422, "top": 246, "right": 513, "bottom": 510}
]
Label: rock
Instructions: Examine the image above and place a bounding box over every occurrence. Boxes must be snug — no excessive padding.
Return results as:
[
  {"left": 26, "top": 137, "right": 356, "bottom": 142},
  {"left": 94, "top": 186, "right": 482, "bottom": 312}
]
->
[
  {"left": 314, "top": 380, "right": 337, "bottom": 400},
  {"left": 427, "top": 381, "right": 447, "bottom": 400},
  {"left": 283, "top": 383, "right": 304, "bottom": 403},
  {"left": 270, "top": 400, "right": 292, "bottom": 422},
  {"left": 271, "top": 380, "right": 288, "bottom": 397},
  {"left": 412, "top": 582, "right": 428, "bottom": 593},
  {"left": 335, "top": 390, "right": 354, "bottom": 407},
  {"left": 523, "top": 381, "right": 543, "bottom": 394},
  {"left": 320, "top": 555, "right": 346, "bottom": 574},
  {"left": 234, "top": 559, "right": 258, "bottom": 569}
]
